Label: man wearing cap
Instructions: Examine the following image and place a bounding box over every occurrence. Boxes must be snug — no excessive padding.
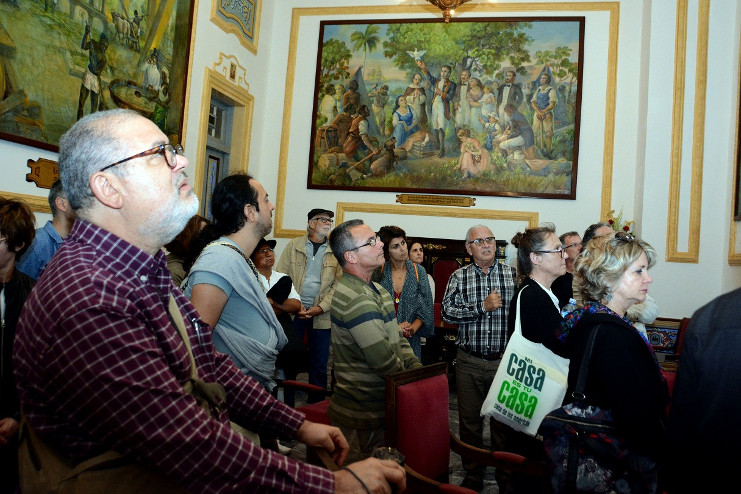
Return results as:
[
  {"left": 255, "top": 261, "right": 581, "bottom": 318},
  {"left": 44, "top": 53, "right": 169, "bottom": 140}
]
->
[{"left": 276, "top": 208, "right": 342, "bottom": 394}]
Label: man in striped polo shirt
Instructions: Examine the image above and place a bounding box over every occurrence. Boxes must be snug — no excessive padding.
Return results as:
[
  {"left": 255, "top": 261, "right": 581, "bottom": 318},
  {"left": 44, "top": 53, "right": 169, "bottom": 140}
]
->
[{"left": 327, "top": 219, "right": 422, "bottom": 463}]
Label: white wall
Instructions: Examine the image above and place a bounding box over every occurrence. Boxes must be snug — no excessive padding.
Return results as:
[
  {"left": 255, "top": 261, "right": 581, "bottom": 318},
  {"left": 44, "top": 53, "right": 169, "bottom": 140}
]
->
[{"left": 2, "top": 0, "right": 740, "bottom": 318}]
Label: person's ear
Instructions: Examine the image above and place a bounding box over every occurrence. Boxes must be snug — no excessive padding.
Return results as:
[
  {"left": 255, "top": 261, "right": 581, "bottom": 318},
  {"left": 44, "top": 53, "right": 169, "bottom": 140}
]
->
[
  {"left": 13, "top": 242, "right": 25, "bottom": 254},
  {"left": 244, "top": 203, "right": 255, "bottom": 223},
  {"left": 344, "top": 250, "right": 356, "bottom": 265},
  {"left": 55, "top": 196, "right": 70, "bottom": 213},
  {"left": 89, "top": 172, "right": 124, "bottom": 210},
  {"left": 530, "top": 251, "right": 542, "bottom": 266}
]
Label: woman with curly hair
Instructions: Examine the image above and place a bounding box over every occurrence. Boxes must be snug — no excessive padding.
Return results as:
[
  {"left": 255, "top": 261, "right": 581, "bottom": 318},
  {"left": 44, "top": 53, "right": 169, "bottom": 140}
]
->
[{"left": 557, "top": 233, "right": 668, "bottom": 491}]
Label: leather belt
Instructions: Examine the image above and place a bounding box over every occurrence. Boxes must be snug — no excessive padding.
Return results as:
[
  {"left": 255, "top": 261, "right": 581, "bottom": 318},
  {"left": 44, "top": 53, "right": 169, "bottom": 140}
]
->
[{"left": 462, "top": 349, "right": 503, "bottom": 361}]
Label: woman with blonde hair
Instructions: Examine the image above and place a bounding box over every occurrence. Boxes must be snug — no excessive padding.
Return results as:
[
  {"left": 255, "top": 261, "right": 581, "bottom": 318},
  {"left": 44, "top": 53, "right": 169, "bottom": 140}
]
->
[{"left": 556, "top": 233, "right": 668, "bottom": 491}]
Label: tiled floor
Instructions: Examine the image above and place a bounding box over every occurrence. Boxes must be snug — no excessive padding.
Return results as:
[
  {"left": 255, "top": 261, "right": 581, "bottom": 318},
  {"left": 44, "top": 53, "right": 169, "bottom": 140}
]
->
[{"left": 286, "top": 382, "right": 501, "bottom": 494}]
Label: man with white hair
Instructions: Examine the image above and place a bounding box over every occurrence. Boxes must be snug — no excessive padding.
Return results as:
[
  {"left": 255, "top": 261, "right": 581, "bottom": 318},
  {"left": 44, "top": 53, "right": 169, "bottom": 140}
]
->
[
  {"left": 442, "top": 224, "right": 517, "bottom": 492},
  {"left": 14, "top": 109, "right": 403, "bottom": 493}
]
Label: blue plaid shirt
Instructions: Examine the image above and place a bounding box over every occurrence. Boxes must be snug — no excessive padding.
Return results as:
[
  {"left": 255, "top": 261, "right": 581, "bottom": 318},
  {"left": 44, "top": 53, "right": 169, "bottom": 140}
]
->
[{"left": 441, "top": 261, "right": 516, "bottom": 355}]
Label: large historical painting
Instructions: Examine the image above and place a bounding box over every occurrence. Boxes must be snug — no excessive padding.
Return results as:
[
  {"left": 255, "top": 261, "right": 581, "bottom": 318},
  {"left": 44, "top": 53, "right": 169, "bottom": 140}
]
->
[
  {"left": 307, "top": 17, "right": 584, "bottom": 199},
  {"left": 0, "top": 0, "right": 195, "bottom": 152}
]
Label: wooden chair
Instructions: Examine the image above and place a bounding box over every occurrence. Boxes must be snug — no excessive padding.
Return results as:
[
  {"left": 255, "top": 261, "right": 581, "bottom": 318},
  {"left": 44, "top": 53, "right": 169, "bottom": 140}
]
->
[{"left": 385, "top": 362, "right": 545, "bottom": 493}]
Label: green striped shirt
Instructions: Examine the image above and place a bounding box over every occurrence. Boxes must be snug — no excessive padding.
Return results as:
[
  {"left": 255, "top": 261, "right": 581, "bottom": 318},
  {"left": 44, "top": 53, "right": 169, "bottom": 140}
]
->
[{"left": 328, "top": 272, "right": 421, "bottom": 429}]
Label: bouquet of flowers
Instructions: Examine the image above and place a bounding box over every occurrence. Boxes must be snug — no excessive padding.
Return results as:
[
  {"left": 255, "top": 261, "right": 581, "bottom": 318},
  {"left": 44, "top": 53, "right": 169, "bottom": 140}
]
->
[{"left": 607, "top": 208, "right": 634, "bottom": 235}]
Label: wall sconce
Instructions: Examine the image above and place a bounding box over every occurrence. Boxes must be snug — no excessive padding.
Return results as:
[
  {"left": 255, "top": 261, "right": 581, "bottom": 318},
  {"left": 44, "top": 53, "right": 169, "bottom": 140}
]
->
[{"left": 426, "top": 0, "right": 473, "bottom": 22}]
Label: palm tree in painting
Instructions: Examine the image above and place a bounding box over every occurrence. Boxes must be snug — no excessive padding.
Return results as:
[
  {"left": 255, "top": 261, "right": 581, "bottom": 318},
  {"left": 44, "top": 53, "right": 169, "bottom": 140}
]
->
[{"left": 350, "top": 24, "right": 380, "bottom": 68}]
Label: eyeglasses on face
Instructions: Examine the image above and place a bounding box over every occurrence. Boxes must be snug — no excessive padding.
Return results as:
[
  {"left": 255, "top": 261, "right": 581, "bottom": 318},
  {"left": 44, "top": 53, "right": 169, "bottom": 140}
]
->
[
  {"left": 466, "top": 236, "right": 496, "bottom": 246},
  {"left": 256, "top": 248, "right": 274, "bottom": 254},
  {"left": 350, "top": 235, "right": 380, "bottom": 251},
  {"left": 615, "top": 232, "right": 635, "bottom": 243},
  {"left": 100, "top": 144, "right": 184, "bottom": 172},
  {"left": 564, "top": 241, "right": 583, "bottom": 250},
  {"left": 312, "top": 217, "right": 334, "bottom": 224},
  {"left": 535, "top": 248, "right": 566, "bottom": 258}
]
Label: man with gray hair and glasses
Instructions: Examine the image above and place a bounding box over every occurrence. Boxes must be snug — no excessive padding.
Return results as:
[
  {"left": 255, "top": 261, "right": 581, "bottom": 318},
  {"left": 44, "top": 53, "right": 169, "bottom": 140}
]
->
[
  {"left": 14, "top": 109, "right": 402, "bottom": 493},
  {"left": 328, "top": 219, "right": 420, "bottom": 464},
  {"left": 441, "top": 224, "right": 517, "bottom": 492}
]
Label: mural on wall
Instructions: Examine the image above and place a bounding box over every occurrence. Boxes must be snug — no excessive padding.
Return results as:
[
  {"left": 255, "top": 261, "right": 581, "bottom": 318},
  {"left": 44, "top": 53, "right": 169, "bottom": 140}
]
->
[
  {"left": 0, "top": 0, "right": 195, "bottom": 152},
  {"left": 307, "top": 17, "right": 584, "bottom": 199}
]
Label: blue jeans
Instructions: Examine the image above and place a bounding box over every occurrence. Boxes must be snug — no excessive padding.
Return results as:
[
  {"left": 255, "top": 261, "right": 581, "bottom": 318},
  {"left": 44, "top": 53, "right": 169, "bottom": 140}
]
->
[{"left": 293, "top": 317, "right": 331, "bottom": 398}]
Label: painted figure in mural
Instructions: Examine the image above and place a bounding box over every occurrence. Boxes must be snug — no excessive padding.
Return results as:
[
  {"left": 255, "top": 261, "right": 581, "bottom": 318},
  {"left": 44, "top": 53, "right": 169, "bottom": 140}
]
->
[
  {"left": 453, "top": 68, "right": 471, "bottom": 130},
  {"left": 479, "top": 113, "right": 502, "bottom": 152},
  {"left": 152, "top": 68, "right": 171, "bottom": 132},
  {"left": 403, "top": 73, "right": 427, "bottom": 130},
  {"left": 320, "top": 83, "right": 338, "bottom": 126},
  {"left": 479, "top": 84, "right": 497, "bottom": 122},
  {"left": 455, "top": 128, "right": 491, "bottom": 178},
  {"left": 531, "top": 72, "right": 558, "bottom": 156},
  {"left": 391, "top": 95, "right": 419, "bottom": 148},
  {"left": 76, "top": 25, "right": 109, "bottom": 121},
  {"left": 496, "top": 71, "right": 524, "bottom": 131},
  {"left": 342, "top": 79, "right": 361, "bottom": 116},
  {"left": 342, "top": 105, "right": 379, "bottom": 161},
  {"left": 499, "top": 104, "right": 538, "bottom": 160},
  {"left": 416, "top": 59, "right": 456, "bottom": 158},
  {"left": 467, "top": 77, "right": 485, "bottom": 134},
  {"left": 334, "top": 84, "right": 345, "bottom": 114},
  {"left": 368, "top": 84, "right": 389, "bottom": 134},
  {"left": 142, "top": 49, "right": 162, "bottom": 98}
]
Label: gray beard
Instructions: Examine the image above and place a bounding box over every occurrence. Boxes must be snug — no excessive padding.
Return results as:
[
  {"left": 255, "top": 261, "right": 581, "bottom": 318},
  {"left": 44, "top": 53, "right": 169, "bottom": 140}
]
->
[{"left": 141, "top": 191, "right": 200, "bottom": 246}]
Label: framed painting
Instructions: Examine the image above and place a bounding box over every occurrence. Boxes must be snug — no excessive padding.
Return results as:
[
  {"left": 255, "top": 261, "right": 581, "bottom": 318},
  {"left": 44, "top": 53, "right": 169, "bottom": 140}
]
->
[
  {"left": 307, "top": 17, "right": 584, "bottom": 199},
  {"left": 0, "top": 0, "right": 196, "bottom": 152}
]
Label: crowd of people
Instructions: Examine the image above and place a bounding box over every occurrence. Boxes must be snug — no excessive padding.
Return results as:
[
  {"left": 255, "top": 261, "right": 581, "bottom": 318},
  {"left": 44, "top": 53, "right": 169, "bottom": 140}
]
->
[{"left": 1, "top": 109, "right": 738, "bottom": 493}]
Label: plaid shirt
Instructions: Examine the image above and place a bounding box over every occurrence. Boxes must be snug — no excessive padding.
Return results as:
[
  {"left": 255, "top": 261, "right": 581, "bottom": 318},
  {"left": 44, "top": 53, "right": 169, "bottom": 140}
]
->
[
  {"left": 441, "top": 261, "right": 516, "bottom": 355},
  {"left": 14, "top": 220, "right": 334, "bottom": 494}
]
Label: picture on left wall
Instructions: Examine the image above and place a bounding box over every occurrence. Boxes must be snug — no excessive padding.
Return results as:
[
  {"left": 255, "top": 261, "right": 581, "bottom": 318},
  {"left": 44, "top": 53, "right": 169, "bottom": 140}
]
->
[{"left": 0, "top": 0, "right": 196, "bottom": 151}]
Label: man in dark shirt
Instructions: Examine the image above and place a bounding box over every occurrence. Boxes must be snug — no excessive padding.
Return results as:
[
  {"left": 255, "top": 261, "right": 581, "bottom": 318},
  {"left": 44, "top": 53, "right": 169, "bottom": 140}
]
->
[{"left": 14, "top": 109, "right": 403, "bottom": 493}]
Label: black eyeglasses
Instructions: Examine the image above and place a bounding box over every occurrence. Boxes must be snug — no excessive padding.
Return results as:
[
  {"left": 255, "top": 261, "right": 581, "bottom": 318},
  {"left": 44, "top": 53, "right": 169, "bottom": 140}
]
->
[
  {"left": 312, "top": 217, "right": 334, "bottom": 224},
  {"left": 535, "top": 248, "right": 566, "bottom": 258},
  {"left": 100, "top": 144, "right": 184, "bottom": 172},
  {"left": 466, "top": 236, "right": 496, "bottom": 246},
  {"left": 564, "top": 241, "right": 582, "bottom": 250},
  {"left": 350, "top": 236, "right": 379, "bottom": 251},
  {"left": 615, "top": 232, "right": 635, "bottom": 243}
]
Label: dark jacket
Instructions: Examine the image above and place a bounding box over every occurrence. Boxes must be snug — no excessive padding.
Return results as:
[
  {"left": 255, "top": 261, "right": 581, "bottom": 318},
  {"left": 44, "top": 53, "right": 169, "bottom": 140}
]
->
[
  {"left": 665, "top": 287, "right": 741, "bottom": 493},
  {"left": 508, "top": 277, "right": 566, "bottom": 357},
  {"left": 1, "top": 268, "right": 34, "bottom": 420},
  {"left": 565, "top": 311, "right": 668, "bottom": 459}
]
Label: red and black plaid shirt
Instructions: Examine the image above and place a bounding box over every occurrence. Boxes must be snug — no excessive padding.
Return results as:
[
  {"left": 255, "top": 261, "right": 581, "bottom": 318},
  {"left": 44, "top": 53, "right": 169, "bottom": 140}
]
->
[{"left": 15, "top": 220, "right": 334, "bottom": 493}]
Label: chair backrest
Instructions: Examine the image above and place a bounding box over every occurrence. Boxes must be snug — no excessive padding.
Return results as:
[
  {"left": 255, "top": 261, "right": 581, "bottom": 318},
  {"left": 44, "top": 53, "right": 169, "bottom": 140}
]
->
[{"left": 385, "top": 362, "right": 450, "bottom": 480}]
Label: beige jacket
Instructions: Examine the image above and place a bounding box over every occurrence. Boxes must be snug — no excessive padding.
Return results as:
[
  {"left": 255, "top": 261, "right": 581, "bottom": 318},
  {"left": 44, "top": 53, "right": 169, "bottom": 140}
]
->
[{"left": 276, "top": 234, "right": 341, "bottom": 330}]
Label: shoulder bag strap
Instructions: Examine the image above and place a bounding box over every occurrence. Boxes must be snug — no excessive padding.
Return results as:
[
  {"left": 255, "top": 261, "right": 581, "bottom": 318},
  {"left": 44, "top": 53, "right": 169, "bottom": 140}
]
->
[
  {"left": 168, "top": 294, "right": 198, "bottom": 380},
  {"left": 573, "top": 324, "right": 602, "bottom": 400},
  {"left": 513, "top": 284, "right": 528, "bottom": 337}
]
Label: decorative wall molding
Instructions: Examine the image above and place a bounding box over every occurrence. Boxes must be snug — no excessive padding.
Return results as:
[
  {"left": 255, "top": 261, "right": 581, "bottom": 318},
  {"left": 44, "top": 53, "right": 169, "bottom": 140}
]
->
[
  {"left": 0, "top": 192, "right": 50, "bottom": 214},
  {"left": 274, "top": 2, "right": 620, "bottom": 237},
  {"left": 333, "top": 203, "right": 539, "bottom": 229},
  {"left": 666, "top": 0, "right": 709, "bottom": 263},
  {"left": 730, "top": 33, "right": 741, "bottom": 264},
  {"left": 192, "top": 68, "right": 255, "bottom": 205},
  {"left": 211, "top": 0, "right": 262, "bottom": 55},
  {"left": 213, "top": 53, "right": 250, "bottom": 91}
]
